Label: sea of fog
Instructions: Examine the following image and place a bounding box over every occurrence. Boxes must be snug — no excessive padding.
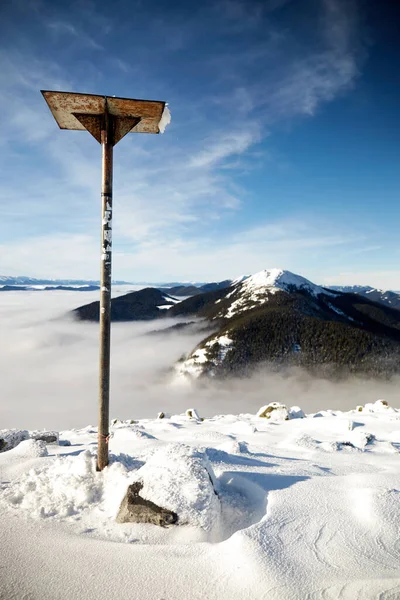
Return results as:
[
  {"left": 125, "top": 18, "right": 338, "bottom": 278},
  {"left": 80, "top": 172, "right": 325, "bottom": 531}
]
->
[{"left": 1, "top": 287, "right": 400, "bottom": 430}]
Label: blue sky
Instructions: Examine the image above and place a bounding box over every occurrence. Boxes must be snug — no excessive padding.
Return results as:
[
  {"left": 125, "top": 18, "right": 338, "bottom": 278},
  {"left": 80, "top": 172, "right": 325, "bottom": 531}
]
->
[{"left": 1, "top": 0, "right": 399, "bottom": 287}]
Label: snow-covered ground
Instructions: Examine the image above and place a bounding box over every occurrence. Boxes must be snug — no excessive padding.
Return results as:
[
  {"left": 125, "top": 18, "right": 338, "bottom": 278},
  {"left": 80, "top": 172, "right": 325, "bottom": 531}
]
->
[
  {"left": 1, "top": 291, "right": 400, "bottom": 598},
  {"left": 1, "top": 400, "right": 400, "bottom": 599}
]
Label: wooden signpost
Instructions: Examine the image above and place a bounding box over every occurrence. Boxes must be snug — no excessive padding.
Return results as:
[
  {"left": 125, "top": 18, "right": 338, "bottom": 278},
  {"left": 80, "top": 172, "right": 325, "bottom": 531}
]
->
[{"left": 42, "top": 91, "right": 169, "bottom": 470}]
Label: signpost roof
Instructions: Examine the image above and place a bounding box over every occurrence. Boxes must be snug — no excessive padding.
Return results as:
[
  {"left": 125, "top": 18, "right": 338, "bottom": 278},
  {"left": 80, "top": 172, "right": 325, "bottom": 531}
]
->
[{"left": 41, "top": 90, "right": 166, "bottom": 142}]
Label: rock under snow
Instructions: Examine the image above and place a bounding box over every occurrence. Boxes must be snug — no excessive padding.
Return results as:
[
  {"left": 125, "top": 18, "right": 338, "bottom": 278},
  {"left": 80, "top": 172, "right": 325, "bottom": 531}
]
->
[
  {"left": 186, "top": 408, "right": 201, "bottom": 420},
  {"left": 0, "top": 429, "right": 29, "bottom": 453},
  {"left": 363, "top": 399, "right": 393, "bottom": 413},
  {"left": 123, "top": 444, "right": 220, "bottom": 531},
  {"left": 116, "top": 481, "right": 178, "bottom": 526},
  {"left": 31, "top": 431, "right": 59, "bottom": 444},
  {"left": 288, "top": 406, "right": 305, "bottom": 419}
]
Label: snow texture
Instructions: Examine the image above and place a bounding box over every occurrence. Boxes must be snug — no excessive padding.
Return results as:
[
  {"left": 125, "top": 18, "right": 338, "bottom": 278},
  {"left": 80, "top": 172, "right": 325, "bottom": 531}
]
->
[
  {"left": 0, "top": 429, "right": 29, "bottom": 452},
  {"left": 177, "top": 333, "right": 233, "bottom": 378},
  {"left": 130, "top": 444, "right": 220, "bottom": 531},
  {"left": 1, "top": 404, "right": 400, "bottom": 599}
]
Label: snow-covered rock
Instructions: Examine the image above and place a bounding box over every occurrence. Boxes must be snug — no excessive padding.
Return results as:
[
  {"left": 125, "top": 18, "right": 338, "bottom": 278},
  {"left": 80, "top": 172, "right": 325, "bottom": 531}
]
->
[
  {"left": 31, "top": 431, "right": 59, "bottom": 444},
  {"left": 8, "top": 439, "right": 48, "bottom": 458},
  {"left": 186, "top": 408, "right": 201, "bottom": 420},
  {"left": 257, "top": 402, "right": 289, "bottom": 421},
  {"left": 0, "top": 429, "right": 29, "bottom": 452},
  {"left": 128, "top": 444, "right": 220, "bottom": 531},
  {"left": 289, "top": 406, "right": 305, "bottom": 419},
  {"left": 363, "top": 400, "right": 393, "bottom": 413},
  {"left": 116, "top": 480, "right": 178, "bottom": 526}
]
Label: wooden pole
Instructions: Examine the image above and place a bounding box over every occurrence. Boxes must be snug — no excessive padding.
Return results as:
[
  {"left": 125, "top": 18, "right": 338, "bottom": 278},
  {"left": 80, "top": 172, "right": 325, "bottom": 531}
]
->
[{"left": 97, "top": 110, "right": 114, "bottom": 471}]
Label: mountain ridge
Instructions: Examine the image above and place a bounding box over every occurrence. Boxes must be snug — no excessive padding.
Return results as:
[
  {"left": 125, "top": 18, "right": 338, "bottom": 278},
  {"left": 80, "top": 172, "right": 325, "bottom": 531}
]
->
[{"left": 170, "top": 269, "right": 400, "bottom": 379}]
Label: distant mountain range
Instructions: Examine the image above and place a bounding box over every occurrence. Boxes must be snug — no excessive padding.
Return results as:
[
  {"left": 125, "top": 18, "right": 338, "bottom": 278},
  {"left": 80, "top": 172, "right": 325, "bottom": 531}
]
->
[
  {"left": 0, "top": 284, "right": 100, "bottom": 292},
  {"left": 158, "top": 280, "right": 233, "bottom": 297},
  {"left": 4, "top": 274, "right": 400, "bottom": 312},
  {"left": 328, "top": 285, "right": 400, "bottom": 310},
  {"left": 0, "top": 276, "right": 130, "bottom": 286},
  {"left": 73, "top": 268, "right": 400, "bottom": 379},
  {"left": 73, "top": 288, "right": 179, "bottom": 321}
]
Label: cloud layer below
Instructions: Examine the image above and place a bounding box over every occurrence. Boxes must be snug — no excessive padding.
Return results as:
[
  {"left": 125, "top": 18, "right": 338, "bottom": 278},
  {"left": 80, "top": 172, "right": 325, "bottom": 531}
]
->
[{"left": 1, "top": 291, "right": 398, "bottom": 431}]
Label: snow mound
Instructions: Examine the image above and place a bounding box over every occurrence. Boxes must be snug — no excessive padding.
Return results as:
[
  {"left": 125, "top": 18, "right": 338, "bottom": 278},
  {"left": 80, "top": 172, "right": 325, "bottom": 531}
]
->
[
  {"left": 222, "top": 421, "right": 258, "bottom": 436},
  {"left": 321, "top": 440, "right": 360, "bottom": 452},
  {"left": 217, "top": 440, "right": 249, "bottom": 454},
  {"left": 363, "top": 399, "right": 394, "bottom": 413},
  {"left": 131, "top": 444, "right": 220, "bottom": 532},
  {"left": 292, "top": 434, "right": 320, "bottom": 451},
  {"left": 189, "top": 430, "right": 234, "bottom": 444},
  {"left": 111, "top": 426, "right": 156, "bottom": 441},
  {"left": 7, "top": 439, "right": 48, "bottom": 458},
  {"left": 1, "top": 450, "right": 101, "bottom": 518},
  {"left": 346, "top": 431, "right": 375, "bottom": 450}
]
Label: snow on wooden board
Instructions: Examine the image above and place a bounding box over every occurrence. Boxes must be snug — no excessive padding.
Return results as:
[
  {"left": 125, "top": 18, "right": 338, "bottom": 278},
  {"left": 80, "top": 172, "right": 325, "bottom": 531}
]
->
[{"left": 0, "top": 401, "right": 400, "bottom": 600}]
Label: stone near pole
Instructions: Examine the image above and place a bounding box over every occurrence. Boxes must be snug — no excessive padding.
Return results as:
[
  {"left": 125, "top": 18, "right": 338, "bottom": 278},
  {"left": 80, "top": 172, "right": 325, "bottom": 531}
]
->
[{"left": 41, "top": 91, "right": 170, "bottom": 471}]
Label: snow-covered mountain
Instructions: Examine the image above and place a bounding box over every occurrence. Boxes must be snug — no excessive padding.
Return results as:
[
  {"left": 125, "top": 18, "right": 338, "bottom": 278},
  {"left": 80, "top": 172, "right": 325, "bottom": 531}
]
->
[
  {"left": 216, "top": 269, "right": 335, "bottom": 320},
  {"left": 159, "top": 279, "right": 233, "bottom": 297},
  {"left": 170, "top": 269, "right": 400, "bottom": 379},
  {"left": 70, "top": 267, "right": 400, "bottom": 377},
  {"left": 329, "top": 285, "right": 374, "bottom": 294},
  {"left": 74, "top": 287, "right": 179, "bottom": 322},
  {"left": 330, "top": 285, "right": 400, "bottom": 310}
]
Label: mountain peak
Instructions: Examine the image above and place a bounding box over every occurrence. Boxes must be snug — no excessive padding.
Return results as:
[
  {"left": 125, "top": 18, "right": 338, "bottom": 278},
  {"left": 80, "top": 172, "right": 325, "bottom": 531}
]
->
[
  {"left": 234, "top": 268, "right": 331, "bottom": 296},
  {"left": 220, "top": 268, "right": 334, "bottom": 320}
]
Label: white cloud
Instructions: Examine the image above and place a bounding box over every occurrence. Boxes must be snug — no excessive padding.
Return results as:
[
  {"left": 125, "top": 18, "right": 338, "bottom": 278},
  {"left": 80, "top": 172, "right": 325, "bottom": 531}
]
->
[
  {"left": 0, "top": 0, "right": 368, "bottom": 281},
  {"left": 0, "top": 234, "right": 99, "bottom": 279},
  {"left": 1, "top": 291, "right": 399, "bottom": 430},
  {"left": 110, "top": 217, "right": 365, "bottom": 282},
  {"left": 189, "top": 127, "right": 262, "bottom": 168}
]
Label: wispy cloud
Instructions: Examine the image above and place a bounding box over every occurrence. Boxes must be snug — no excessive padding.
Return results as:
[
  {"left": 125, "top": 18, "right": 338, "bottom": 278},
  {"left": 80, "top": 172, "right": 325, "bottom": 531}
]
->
[
  {"left": 0, "top": 0, "right": 370, "bottom": 281},
  {"left": 46, "top": 19, "right": 103, "bottom": 49},
  {"left": 189, "top": 127, "right": 262, "bottom": 168},
  {"left": 208, "top": 0, "right": 363, "bottom": 122},
  {"left": 47, "top": 21, "right": 79, "bottom": 36}
]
